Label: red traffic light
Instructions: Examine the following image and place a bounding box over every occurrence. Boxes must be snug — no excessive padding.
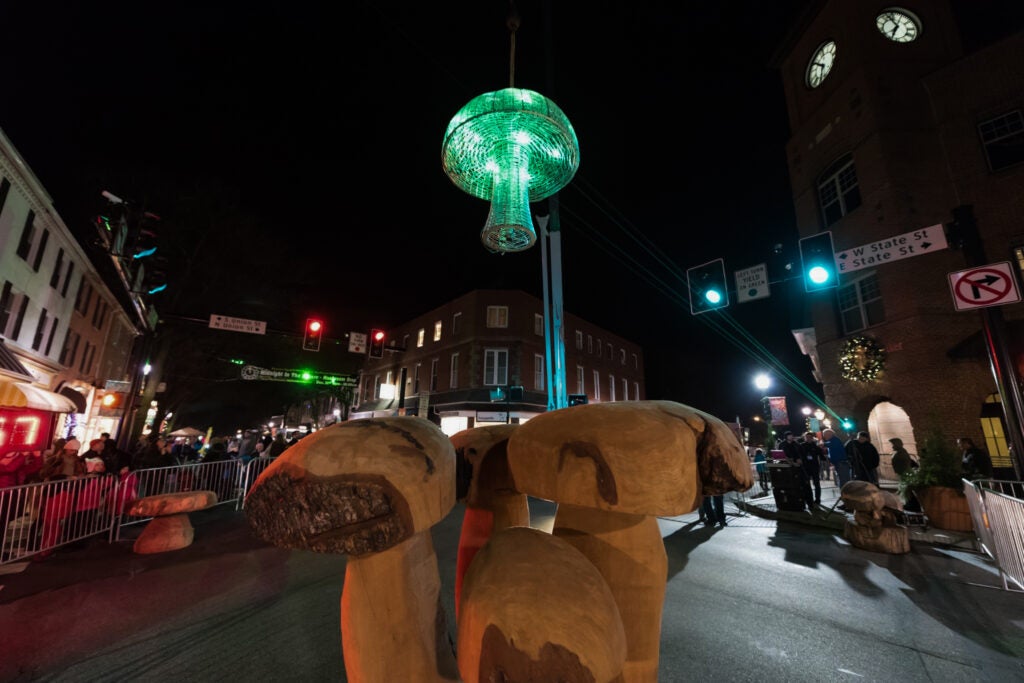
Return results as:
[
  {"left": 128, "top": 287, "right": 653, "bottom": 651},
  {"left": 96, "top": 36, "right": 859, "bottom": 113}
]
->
[
  {"left": 303, "top": 318, "right": 324, "bottom": 352},
  {"left": 369, "top": 328, "right": 385, "bottom": 358},
  {"left": 373, "top": 330, "right": 384, "bottom": 341},
  {"left": 308, "top": 320, "right": 322, "bottom": 332}
]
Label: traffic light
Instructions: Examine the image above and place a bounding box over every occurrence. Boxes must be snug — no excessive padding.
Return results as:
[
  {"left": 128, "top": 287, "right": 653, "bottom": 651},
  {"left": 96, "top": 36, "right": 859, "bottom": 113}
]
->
[
  {"left": 303, "top": 318, "right": 323, "bottom": 351},
  {"left": 686, "top": 258, "right": 729, "bottom": 315},
  {"left": 799, "top": 231, "right": 838, "bottom": 292},
  {"left": 369, "top": 329, "right": 385, "bottom": 358}
]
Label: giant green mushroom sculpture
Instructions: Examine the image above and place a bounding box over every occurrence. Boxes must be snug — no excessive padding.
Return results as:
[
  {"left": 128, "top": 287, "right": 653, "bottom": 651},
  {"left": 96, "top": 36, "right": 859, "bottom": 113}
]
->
[{"left": 442, "top": 87, "right": 579, "bottom": 253}]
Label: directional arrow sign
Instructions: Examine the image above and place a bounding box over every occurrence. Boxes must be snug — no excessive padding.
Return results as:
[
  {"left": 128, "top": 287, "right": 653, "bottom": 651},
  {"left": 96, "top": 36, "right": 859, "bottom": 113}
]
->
[
  {"left": 835, "top": 224, "right": 948, "bottom": 274},
  {"left": 948, "top": 261, "right": 1021, "bottom": 311}
]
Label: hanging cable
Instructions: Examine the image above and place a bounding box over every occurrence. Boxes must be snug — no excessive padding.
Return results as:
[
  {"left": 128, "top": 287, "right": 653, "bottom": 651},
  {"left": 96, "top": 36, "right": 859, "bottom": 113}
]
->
[{"left": 507, "top": 1, "right": 520, "bottom": 88}]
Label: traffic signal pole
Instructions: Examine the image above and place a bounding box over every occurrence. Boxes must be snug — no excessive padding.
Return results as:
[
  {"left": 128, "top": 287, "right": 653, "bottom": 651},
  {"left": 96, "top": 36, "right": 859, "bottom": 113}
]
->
[{"left": 951, "top": 205, "right": 1024, "bottom": 477}]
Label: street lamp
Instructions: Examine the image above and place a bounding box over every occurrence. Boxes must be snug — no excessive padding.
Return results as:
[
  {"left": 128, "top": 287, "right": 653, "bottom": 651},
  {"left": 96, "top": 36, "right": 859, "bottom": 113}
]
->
[
  {"left": 801, "top": 406, "right": 812, "bottom": 416},
  {"left": 753, "top": 373, "right": 771, "bottom": 391}
]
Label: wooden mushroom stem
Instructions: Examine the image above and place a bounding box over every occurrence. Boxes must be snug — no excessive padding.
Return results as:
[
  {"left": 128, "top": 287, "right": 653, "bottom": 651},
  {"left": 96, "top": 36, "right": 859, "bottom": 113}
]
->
[
  {"left": 553, "top": 503, "right": 667, "bottom": 683},
  {"left": 341, "top": 529, "right": 459, "bottom": 683},
  {"left": 456, "top": 492, "right": 530, "bottom": 617}
]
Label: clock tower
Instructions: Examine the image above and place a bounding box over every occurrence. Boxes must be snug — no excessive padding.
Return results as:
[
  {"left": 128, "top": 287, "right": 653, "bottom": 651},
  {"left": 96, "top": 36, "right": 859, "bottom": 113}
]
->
[{"left": 773, "top": 1, "right": 1024, "bottom": 472}]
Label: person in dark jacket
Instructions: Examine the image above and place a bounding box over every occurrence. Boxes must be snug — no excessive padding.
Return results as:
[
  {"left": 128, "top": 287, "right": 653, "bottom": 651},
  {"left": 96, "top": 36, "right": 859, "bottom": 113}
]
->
[
  {"left": 889, "top": 437, "right": 917, "bottom": 476},
  {"left": 798, "top": 432, "right": 823, "bottom": 505},
  {"left": 958, "top": 437, "right": 993, "bottom": 479},
  {"left": 268, "top": 433, "right": 288, "bottom": 458},
  {"left": 846, "top": 432, "right": 880, "bottom": 484}
]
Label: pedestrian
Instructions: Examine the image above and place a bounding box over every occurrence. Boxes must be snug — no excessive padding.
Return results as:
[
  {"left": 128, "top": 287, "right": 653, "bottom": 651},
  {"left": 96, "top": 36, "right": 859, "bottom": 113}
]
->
[
  {"left": 780, "top": 431, "right": 801, "bottom": 462},
  {"left": 133, "top": 434, "right": 169, "bottom": 471},
  {"left": 41, "top": 439, "right": 85, "bottom": 479},
  {"left": 268, "top": 433, "right": 288, "bottom": 458},
  {"left": 822, "top": 429, "right": 852, "bottom": 491},
  {"left": 958, "top": 437, "right": 993, "bottom": 479},
  {"left": 889, "top": 437, "right": 917, "bottom": 477},
  {"left": 754, "top": 448, "right": 769, "bottom": 494},
  {"left": 799, "top": 432, "right": 823, "bottom": 506},
  {"left": 701, "top": 494, "right": 726, "bottom": 527},
  {"left": 847, "top": 432, "right": 880, "bottom": 484}
]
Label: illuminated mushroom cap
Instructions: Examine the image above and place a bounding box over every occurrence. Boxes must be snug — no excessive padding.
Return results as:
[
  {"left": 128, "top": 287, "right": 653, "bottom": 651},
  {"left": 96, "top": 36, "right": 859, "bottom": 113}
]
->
[
  {"left": 245, "top": 417, "right": 455, "bottom": 556},
  {"left": 442, "top": 87, "right": 580, "bottom": 253},
  {"left": 507, "top": 401, "right": 753, "bottom": 516}
]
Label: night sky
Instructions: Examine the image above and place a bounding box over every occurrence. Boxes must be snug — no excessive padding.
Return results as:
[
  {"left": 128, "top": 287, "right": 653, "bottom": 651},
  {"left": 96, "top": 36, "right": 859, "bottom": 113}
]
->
[{"left": 1, "top": 1, "right": 840, "bottom": 430}]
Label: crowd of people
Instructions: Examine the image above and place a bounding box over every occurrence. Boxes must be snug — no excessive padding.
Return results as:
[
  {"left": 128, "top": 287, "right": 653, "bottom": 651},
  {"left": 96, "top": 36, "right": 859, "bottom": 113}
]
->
[{"left": 1, "top": 428, "right": 299, "bottom": 561}]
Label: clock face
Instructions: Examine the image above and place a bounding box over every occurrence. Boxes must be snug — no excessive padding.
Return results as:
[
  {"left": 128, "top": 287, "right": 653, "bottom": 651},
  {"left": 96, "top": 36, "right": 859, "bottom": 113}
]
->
[
  {"left": 806, "top": 40, "right": 837, "bottom": 89},
  {"left": 876, "top": 8, "right": 921, "bottom": 42}
]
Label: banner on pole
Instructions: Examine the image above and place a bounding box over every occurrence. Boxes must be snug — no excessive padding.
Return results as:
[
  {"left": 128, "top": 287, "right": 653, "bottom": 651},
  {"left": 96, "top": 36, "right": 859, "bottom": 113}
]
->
[{"left": 767, "top": 396, "right": 789, "bottom": 425}]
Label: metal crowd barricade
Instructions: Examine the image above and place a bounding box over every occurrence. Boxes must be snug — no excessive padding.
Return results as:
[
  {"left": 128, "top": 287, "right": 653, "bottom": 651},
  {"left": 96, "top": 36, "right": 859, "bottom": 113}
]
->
[
  {"left": 238, "top": 457, "right": 277, "bottom": 510},
  {"left": 964, "top": 478, "right": 1024, "bottom": 592},
  {"left": 1, "top": 474, "right": 121, "bottom": 564}
]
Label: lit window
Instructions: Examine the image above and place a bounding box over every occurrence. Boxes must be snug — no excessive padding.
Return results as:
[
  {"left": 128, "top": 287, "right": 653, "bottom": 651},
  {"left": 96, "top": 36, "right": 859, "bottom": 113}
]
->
[
  {"left": 818, "top": 154, "right": 861, "bottom": 227},
  {"left": 534, "top": 313, "right": 544, "bottom": 336},
  {"left": 484, "top": 349, "right": 509, "bottom": 385},
  {"left": 534, "top": 354, "right": 545, "bottom": 390},
  {"left": 417, "top": 328, "right": 425, "bottom": 348},
  {"left": 979, "top": 110, "right": 1024, "bottom": 172},
  {"left": 434, "top": 321, "right": 442, "bottom": 341},
  {"left": 450, "top": 353, "right": 459, "bottom": 388},
  {"left": 838, "top": 272, "right": 885, "bottom": 334},
  {"left": 486, "top": 306, "right": 508, "bottom": 328}
]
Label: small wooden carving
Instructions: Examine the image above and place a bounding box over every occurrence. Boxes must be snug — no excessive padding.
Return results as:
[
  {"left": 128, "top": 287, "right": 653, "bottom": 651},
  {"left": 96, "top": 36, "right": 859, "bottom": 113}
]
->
[
  {"left": 507, "top": 400, "right": 752, "bottom": 683},
  {"left": 458, "top": 526, "right": 627, "bottom": 683},
  {"left": 841, "top": 480, "right": 910, "bottom": 554},
  {"left": 129, "top": 490, "right": 217, "bottom": 554},
  {"left": 451, "top": 424, "right": 529, "bottom": 615},
  {"left": 245, "top": 417, "right": 459, "bottom": 683}
]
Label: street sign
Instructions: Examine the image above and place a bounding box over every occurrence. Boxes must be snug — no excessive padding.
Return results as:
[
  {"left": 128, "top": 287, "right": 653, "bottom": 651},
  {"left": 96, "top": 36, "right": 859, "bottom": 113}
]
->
[
  {"left": 948, "top": 261, "right": 1022, "bottom": 311},
  {"left": 476, "top": 411, "right": 507, "bottom": 423},
  {"left": 735, "top": 263, "right": 770, "bottom": 303},
  {"left": 349, "top": 331, "right": 367, "bottom": 354},
  {"left": 835, "top": 224, "right": 948, "bottom": 274},
  {"left": 209, "top": 314, "right": 267, "bottom": 335},
  {"left": 239, "top": 365, "right": 358, "bottom": 387}
]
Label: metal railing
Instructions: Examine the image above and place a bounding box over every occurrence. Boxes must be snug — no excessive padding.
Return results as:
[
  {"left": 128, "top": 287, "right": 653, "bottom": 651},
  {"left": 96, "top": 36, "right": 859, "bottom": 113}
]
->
[
  {"left": 1, "top": 457, "right": 277, "bottom": 564},
  {"left": 964, "top": 478, "right": 1024, "bottom": 592}
]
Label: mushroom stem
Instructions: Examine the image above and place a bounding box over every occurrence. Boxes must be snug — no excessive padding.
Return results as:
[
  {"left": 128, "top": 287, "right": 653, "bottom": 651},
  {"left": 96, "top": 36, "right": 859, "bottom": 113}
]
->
[
  {"left": 553, "top": 503, "right": 667, "bottom": 683},
  {"left": 456, "top": 492, "right": 530, "bottom": 617},
  {"left": 341, "top": 530, "right": 458, "bottom": 682}
]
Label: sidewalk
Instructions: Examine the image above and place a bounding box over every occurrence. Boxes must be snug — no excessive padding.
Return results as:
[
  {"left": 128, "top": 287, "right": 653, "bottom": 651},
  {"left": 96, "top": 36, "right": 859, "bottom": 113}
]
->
[{"left": 731, "top": 475, "right": 980, "bottom": 551}]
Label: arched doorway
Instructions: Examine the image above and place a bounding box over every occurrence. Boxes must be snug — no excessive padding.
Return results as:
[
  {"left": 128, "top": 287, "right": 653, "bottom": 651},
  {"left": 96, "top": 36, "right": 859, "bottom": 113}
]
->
[{"left": 867, "top": 401, "right": 915, "bottom": 481}]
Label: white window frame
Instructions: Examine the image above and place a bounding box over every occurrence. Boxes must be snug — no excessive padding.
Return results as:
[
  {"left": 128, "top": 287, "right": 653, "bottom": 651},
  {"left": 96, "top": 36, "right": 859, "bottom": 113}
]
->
[
  {"left": 587, "top": 335, "right": 593, "bottom": 354},
  {"left": 576, "top": 366, "right": 585, "bottom": 395},
  {"left": 622, "top": 377, "right": 628, "bottom": 400},
  {"left": 979, "top": 110, "right": 1024, "bottom": 172},
  {"left": 433, "top": 320, "right": 442, "bottom": 341},
  {"left": 534, "top": 354, "right": 545, "bottom": 390},
  {"left": 417, "top": 328, "right": 425, "bottom": 348},
  {"left": 450, "top": 352, "right": 459, "bottom": 388},
  {"left": 575, "top": 330, "right": 583, "bottom": 350},
  {"left": 534, "top": 313, "right": 544, "bottom": 336},
  {"left": 633, "top": 353, "right": 638, "bottom": 369},
  {"left": 452, "top": 312, "right": 462, "bottom": 335},
  {"left": 620, "top": 348, "right": 626, "bottom": 365},
  {"left": 593, "top": 369, "right": 601, "bottom": 401},
  {"left": 609, "top": 375, "right": 616, "bottom": 402},
  {"left": 634, "top": 381, "right": 640, "bottom": 401},
  {"left": 484, "top": 348, "right": 509, "bottom": 386},
  {"left": 838, "top": 272, "right": 884, "bottom": 334},
  {"left": 818, "top": 153, "right": 861, "bottom": 227},
  {"left": 486, "top": 306, "right": 508, "bottom": 328},
  {"left": 430, "top": 358, "right": 439, "bottom": 392}
]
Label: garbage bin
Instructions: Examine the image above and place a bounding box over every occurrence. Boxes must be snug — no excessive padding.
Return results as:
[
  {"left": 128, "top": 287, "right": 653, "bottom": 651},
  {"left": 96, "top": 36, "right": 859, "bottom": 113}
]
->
[{"left": 768, "top": 462, "right": 806, "bottom": 512}]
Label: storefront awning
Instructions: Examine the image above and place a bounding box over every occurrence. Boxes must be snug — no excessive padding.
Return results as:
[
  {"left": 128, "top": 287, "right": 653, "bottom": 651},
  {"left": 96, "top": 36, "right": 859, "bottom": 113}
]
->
[{"left": 0, "top": 380, "right": 79, "bottom": 412}]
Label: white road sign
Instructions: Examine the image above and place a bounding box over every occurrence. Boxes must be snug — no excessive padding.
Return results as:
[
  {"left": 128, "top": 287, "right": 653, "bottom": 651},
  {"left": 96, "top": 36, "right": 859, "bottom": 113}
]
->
[
  {"left": 948, "top": 261, "right": 1022, "bottom": 311},
  {"left": 835, "top": 224, "right": 948, "bottom": 274},
  {"left": 349, "top": 331, "right": 367, "bottom": 354},
  {"left": 208, "top": 314, "right": 266, "bottom": 335},
  {"left": 735, "top": 263, "right": 770, "bottom": 303}
]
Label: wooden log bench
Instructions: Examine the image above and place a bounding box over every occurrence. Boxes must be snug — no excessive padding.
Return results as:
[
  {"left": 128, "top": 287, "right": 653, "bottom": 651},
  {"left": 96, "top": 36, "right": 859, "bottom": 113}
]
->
[{"left": 128, "top": 490, "right": 218, "bottom": 554}]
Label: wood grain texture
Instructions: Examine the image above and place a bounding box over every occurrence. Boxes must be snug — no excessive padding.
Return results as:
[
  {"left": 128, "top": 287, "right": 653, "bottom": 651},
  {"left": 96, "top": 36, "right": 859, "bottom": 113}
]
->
[
  {"left": 133, "top": 513, "right": 194, "bottom": 554},
  {"left": 342, "top": 531, "right": 459, "bottom": 682},
  {"left": 458, "top": 526, "right": 626, "bottom": 683}
]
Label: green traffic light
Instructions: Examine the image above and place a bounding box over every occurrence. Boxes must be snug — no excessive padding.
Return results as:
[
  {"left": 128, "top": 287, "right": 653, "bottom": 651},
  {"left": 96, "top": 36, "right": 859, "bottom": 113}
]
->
[
  {"left": 841, "top": 418, "right": 855, "bottom": 430},
  {"left": 808, "top": 266, "right": 831, "bottom": 285},
  {"left": 704, "top": 289, "right": 723, "bottom": 305}
]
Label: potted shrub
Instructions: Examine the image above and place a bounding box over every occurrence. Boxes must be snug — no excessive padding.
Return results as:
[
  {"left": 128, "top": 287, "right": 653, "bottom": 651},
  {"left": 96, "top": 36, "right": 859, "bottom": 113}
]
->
[{"left": 898, "top": 429, "right": 973, "bottom": 532}]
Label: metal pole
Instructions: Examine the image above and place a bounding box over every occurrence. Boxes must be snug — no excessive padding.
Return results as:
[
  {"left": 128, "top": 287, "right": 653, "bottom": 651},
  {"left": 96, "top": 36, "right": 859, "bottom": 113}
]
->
[
  {"left": 547, "top": 198, "right": 568, "bottom": 410},
  {"left": 397, "top": 367, "right": 408, "bottom": 416},
  {"left": 952, "top": 205, "right": 1024, "bottom": 476},
  {"left": 538, "top": 215, "right": 556, "bottom": 411}
]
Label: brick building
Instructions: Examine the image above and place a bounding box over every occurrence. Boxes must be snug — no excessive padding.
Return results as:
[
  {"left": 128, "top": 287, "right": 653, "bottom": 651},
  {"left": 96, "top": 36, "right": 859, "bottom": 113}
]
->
[
  {"left": 352, "top": 289, "right": 645, "bottom": 435},
  {"left": 775, "top": 2, "right": 1024, "bottom": 471}
]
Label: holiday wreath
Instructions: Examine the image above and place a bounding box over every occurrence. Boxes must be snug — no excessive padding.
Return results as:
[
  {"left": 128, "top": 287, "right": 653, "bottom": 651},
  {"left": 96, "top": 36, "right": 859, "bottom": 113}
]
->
[{"left": 839, "top": 335, "right": 886, "bottom": 382}]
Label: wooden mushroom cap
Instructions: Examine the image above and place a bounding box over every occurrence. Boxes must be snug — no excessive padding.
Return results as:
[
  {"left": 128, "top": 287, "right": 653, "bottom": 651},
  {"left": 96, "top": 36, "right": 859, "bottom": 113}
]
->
[
  {"left": 450, "top": 424, "right": 519, "bottom": 505},
  {"left": 129, "top": 490, "right": 217, "bottom": 517},
  {"left": 507, "top": 400, "right": 752, "bottom": 516},
  {"left": 458, "top": 526, "right": 627, "bottom": 683},
  {"left": 245, "top": 417, "right": 455, "bottom": 555}
]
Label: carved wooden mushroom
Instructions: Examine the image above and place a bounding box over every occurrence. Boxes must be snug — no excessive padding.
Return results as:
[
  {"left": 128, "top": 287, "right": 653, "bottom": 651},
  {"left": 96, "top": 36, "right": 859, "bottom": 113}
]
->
[
  {"left": 129, "top": 490, "right": 218, "bottom": 554},
  {"left": 841, "top": 480, "right": 910, "bottom": 554},
  {"left": 507, "top": 400, "right": 752, "bottom": 683},
  {"left": 458, "top": 526, "right": 627, "bottom": 683},
  {"left": 450, "top": 424, "right": 529, "bottom": 615},
  {"left": 245, "top": 417, "right": 458, "bottom": 683}
]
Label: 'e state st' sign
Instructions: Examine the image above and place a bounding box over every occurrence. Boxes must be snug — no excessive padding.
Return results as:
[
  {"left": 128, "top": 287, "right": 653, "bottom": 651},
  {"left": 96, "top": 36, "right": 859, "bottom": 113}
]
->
[{"left": 835, "top": 224, "right": 948, "bottom": 274}]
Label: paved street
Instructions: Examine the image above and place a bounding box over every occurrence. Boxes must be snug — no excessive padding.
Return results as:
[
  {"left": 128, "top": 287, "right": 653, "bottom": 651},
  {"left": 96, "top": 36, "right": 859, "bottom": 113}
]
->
[{"left": 2, "top": 497, "right": 1023, "bottom": 682}]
